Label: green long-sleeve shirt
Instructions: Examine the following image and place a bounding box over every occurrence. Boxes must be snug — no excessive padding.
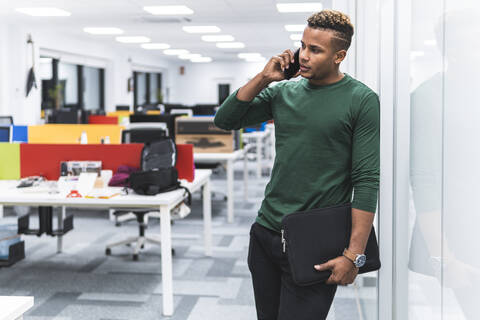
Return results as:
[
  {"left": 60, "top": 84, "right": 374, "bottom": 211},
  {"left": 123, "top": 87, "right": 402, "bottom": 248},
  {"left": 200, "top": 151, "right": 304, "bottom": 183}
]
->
[{"left": 214, "top": 74, "right": 380, "bottom": 232}]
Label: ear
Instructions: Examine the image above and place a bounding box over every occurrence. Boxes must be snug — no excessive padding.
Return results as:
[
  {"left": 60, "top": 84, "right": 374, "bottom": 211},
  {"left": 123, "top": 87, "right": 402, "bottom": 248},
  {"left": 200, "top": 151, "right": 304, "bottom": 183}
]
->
[{"left": 334, "top": 50, "right": 347, "bottom": 64}]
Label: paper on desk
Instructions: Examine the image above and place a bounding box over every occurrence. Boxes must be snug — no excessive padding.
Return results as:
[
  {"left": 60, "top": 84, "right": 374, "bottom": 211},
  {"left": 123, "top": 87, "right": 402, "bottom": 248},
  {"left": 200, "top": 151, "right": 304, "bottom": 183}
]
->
[{"left": 76, "top": 172, "right": 98, "bottom": 196}]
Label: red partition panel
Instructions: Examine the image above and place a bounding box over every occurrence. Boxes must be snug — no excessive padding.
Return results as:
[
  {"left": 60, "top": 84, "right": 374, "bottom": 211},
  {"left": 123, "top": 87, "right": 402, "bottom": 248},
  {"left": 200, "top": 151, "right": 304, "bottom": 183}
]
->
[
  {"left": 88, "top": 115, "right": 118, "bottom": 124},
  {"left": 20, "top": 143, "right": 195, "bottom": 182},
  {"left": 176, "top": 144, "right": 194, "bottom": 182},
  {"left": 20, "top": 144, "right": 143, "bottom": 180}
]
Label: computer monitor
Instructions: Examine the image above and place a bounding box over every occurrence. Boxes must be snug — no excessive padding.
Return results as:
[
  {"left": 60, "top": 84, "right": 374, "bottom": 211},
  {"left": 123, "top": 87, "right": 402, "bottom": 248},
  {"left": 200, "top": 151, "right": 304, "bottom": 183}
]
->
[
  {"left": 122, "top": 128, "right": 167, "bottom": 144},
  {"left": 193, "top": 104, "right": 218, "bottom": 116},
  {"left": 0, "top": 116, "right": 13, "bottom": 125},
  {"left": 0, "top": 126, "right": 11, "bottom": 142},
  {"left": 129, "top": 114, "right": 184, "bottom": 140}
]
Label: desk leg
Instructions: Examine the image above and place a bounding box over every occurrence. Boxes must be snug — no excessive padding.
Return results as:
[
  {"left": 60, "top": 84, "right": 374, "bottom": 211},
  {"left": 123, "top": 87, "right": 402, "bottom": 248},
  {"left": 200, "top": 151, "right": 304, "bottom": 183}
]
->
[
  {"left": 160, "top": 205, "right": 174, "bottom": 316},
  {"left": 108, "top": 209, "right": 115, "bottom": 221},
  {"left": 226, "top": 159, "right": 234, "bottom": 223},
  {"left": 57, "top": 206, "right": 66, "bottom": 253},
  {"left": 243, "top": 149, "right": 248, "bottom": 202},
  {"left": 202, "top": 180, "right": 212, "bottom": 256},
  {"left": 256, "top": 136, "right": 262, "bottom": 178}
]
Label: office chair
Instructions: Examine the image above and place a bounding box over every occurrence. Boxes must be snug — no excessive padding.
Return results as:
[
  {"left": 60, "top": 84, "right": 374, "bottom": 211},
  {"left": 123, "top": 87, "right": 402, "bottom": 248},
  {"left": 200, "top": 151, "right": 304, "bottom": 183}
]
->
[
  {"left": 106, "top": 130, "right": 181, "bottom": 260},
  {"left": 106, "top": 210, "right": 168, "bottom": 261}
]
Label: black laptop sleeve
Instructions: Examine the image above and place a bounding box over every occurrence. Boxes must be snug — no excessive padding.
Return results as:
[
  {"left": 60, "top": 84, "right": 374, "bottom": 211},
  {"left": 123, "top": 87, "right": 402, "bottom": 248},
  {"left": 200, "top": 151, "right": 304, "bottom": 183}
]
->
[{"left": 280, "top": 202, "right": 381, "bottom": 286}]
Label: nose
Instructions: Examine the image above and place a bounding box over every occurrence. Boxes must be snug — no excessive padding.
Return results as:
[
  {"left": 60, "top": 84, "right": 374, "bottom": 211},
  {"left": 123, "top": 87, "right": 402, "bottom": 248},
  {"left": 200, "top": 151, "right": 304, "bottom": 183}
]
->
[{"left": 299, "top": 48, "right": 309, "bottom": 63}]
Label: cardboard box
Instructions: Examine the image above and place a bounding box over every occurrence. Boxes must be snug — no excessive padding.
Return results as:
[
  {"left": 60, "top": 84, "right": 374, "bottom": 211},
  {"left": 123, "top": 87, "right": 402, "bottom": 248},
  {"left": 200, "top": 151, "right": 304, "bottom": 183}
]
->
[{"left": 176, "top": 117, "right": 239, "bottom": 153}]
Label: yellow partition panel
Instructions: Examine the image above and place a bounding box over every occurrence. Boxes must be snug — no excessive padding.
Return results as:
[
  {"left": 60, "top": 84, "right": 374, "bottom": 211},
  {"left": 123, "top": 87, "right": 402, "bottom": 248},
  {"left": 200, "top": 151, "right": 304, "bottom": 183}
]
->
[
  {"left": 0, "top": 143, "right": 20, "bottom": 180},
  {"left": 28, "top": 124, "right": 124, "bottom": 144},
  {"left": 146, "top": 110, "right": 162, "bottom": 115}
]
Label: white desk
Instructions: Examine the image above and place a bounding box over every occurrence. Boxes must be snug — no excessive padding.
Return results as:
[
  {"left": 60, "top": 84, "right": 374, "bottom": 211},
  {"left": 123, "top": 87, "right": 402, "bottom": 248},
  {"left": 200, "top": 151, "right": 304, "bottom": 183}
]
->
[
  {"left": 0, "top": 169, "right": 212, "bottom": 317},
  {"left": 194, "top": 150, "right": 247, "bottom": 223},
  {"left": 0, "top": 296, "right": 34, "bottom": 320}
]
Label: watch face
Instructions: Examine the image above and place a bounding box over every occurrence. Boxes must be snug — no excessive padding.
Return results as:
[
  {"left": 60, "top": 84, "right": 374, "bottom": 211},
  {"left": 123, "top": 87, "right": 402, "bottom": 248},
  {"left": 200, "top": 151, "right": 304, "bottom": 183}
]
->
[{"left": 355, "top": 254, "right": 367, "bottom": 267}]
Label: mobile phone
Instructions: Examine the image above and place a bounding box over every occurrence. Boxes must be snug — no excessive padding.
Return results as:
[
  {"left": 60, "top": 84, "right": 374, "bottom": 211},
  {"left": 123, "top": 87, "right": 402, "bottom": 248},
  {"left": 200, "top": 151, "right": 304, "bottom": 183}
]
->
[{"left": 283, "top": 49, "right": 300, "bottom": 80}]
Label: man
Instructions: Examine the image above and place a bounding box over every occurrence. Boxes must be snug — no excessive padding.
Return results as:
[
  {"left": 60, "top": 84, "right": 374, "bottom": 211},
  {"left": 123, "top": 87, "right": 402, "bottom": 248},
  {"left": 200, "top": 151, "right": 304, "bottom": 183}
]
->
[{"left": 214, "top": 9, "right": 379, "bottom": 320}]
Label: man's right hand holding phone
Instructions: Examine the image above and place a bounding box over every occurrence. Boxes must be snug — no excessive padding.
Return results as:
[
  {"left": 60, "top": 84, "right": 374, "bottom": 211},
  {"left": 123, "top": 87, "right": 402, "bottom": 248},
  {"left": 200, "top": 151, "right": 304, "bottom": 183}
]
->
[{"left": 237, "top": 49, "right": 300, "bottom": 102}]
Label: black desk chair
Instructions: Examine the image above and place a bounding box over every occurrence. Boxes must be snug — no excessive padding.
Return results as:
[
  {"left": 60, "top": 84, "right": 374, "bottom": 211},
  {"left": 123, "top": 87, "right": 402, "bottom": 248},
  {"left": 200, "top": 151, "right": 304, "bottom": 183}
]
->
[{"left": 106, "top": 126, "right": 173, "bottom": 260}]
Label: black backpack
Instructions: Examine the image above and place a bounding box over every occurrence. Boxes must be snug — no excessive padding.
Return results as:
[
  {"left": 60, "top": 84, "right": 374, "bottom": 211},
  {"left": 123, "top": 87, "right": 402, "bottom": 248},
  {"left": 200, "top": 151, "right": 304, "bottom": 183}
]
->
[{"left": 129, "top": 139, "right": 191, "bottom": 204}]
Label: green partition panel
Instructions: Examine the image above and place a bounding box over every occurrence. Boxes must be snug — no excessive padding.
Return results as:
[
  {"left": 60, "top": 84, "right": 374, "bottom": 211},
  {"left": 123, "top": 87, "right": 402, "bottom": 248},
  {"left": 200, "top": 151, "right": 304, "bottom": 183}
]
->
[{"left": 0, "top": 143, "right": 20, "bottom": 180}]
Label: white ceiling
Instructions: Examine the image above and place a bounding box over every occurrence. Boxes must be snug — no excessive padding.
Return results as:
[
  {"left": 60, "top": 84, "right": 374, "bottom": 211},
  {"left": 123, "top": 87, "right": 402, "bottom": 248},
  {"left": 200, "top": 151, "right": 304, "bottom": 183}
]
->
[{"left": 0, "top": 0, "right": 332, "bottom": 62}]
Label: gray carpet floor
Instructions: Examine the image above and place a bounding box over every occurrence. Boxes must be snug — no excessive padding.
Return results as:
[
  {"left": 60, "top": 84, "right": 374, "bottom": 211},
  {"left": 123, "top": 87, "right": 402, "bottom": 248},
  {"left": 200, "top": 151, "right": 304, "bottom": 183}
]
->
[{"left": 0, "top": 162, "right": 374, "bottom": 319}]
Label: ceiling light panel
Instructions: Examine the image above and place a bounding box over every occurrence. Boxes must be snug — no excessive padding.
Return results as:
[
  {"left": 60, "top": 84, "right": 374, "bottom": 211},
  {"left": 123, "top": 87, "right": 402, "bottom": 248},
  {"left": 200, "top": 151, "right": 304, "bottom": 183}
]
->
[
  {"left": 183, "top": 26, "right": 221, "bottom": 33},
  {"left": 84, "top": 27, "right": 124, "bottom": 35},
  {"left": 216, "top": 42, "right": 245, "bottom": 48},
  {"left": 116, "top": 36, "right": 150, "bottom": 43},
  {"left": 144, "top": 5, "right": 194, "bottom": 15},
  {"left": 277, "top": 3, "right": 323, "bottom": 13},
  {"left": 191, "top": 57, "right": 212, "bottom": 63},
  {"left": 201, "top": 35, "right": 234, "bottom": 42},
  {"left": 179, "top": 54, "right": 202, "bottom": 60},
  {"left": 15, "top": 7, "right": 71, "bottom": 16},
  {"left": 164, "top": 49, "right": 190, "bottom": 55},
  {"left": 141, "top": 43, "right": 171, "bottom": 50}
]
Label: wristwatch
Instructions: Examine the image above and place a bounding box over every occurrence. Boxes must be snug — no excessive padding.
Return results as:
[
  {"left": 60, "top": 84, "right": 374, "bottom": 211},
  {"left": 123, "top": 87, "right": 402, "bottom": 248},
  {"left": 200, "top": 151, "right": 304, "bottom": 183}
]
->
[{"left": 343, "top": 249, "right": 366, "bottom": 268}]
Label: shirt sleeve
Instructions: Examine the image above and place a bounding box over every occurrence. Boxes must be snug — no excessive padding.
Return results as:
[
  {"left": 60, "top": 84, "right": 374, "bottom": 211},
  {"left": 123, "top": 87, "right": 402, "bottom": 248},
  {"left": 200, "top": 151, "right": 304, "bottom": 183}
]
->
[
  {"left": 351, "top": 92, "right": 380, "bottom": 213},
  {"left": 213, "top": 86, "right": 275, "bottom": 130}
]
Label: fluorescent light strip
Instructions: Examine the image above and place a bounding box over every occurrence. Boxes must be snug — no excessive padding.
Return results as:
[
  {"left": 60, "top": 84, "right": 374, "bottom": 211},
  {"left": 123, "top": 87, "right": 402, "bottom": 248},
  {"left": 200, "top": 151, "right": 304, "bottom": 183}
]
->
[
  {"left": 15, "top": 7, "right": 71, "bottom": 17},
  {"left": 179, "top": 54, "right": 202, "bottom": 60},
  {"left": 164, "top": 49, "right": 190, "bottom": 55},
  {"left": 216, "top": 42, "right": 245, "bottom": 48},
  {"left": 191, "top": 57, "right": 212, "bottom": 63},
  {"left": 183, "top": 26, "right": 221, "bottom": 33},
  {"left": 84, "top": 27, "right": 124, "bottom": 35},
  {"left": 285, "top": 24, "right": 306, "bottom": 32},
  {"left": 202, "top": 35, "right": 234, "bottom": 42},
  {"left": 290, "top": 34, "right": 302, "bottom": 41},
  {"left": 277, "top": 3, "right": 323, "bottom": 13},
  {"left": 141, "top": 43, "right": 171, "bottom": 50},
  {"left": 116, "top": 36, "right": 150, "bottom": 43},
  {"left": 144, "top": 5, "right": 193, "bottom": 15}
]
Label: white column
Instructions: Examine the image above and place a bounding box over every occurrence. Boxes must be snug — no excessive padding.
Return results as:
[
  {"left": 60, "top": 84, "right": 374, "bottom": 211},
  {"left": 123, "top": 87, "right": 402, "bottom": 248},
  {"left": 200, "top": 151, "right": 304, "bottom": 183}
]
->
[
  {"left": 226, "top": 159, "right": 234, "bottom": 223},
  {"left": 160, "top": 205, "right": 173, "bottom": 316},
  {"left": 0, "top": 205, "right": 3, "bottom": 219},
  {"left": 202, "top": 179, "right": 212, "bottom": 256}
]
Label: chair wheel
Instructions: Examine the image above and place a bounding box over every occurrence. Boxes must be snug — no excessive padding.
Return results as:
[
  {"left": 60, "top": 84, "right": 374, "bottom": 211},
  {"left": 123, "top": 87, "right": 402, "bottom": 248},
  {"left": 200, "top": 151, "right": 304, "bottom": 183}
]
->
[
  {"left": 115, "top": 222, "right": 121, "bottom": 227},
  {"left": 125, "top": 243, "right": 131, "bottom": 247},
  {"left": 172, "top": 248, "right": 175, "bottom": 256},
  {"left": 141, "top": 245, "right": 145, "bottom": 249},
  {"left": 105, "top": 248, "right": 111, "bottom": 255},
  {"left": 133, "top": 254, "right": 139, "bottom": 261}
]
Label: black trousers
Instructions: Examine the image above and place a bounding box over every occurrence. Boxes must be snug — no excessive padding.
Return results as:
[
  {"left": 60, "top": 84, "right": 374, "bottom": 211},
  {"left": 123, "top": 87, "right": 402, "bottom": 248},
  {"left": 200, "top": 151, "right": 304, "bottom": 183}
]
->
[{"left": 248, "top": 222, "right": 337, "bottom": 320}]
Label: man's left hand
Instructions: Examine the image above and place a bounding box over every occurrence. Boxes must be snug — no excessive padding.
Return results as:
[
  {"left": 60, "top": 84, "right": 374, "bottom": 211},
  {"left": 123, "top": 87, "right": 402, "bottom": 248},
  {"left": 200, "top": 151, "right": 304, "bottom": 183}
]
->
[{"left": 314, "top": 256, "right": 359, "bottom": 285}]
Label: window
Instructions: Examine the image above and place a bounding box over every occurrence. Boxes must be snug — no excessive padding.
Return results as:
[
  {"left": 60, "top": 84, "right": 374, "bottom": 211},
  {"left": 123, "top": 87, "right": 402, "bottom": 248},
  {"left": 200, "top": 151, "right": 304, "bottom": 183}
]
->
[
  {"left": 83, "top": 66, "right": 104, "bottom": 110},
  {"left": 134, "top": 71, "right": 162, "bottom": 107},
  {"left": 40, "top": 57, "right": 105, "bottom": 111}
]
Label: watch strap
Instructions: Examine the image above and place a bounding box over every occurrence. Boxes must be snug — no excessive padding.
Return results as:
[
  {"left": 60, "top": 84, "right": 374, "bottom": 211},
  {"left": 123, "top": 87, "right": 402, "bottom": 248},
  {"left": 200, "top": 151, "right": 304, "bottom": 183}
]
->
[{"left": 343, "top": 248, "right": 359, "bottom": 264}]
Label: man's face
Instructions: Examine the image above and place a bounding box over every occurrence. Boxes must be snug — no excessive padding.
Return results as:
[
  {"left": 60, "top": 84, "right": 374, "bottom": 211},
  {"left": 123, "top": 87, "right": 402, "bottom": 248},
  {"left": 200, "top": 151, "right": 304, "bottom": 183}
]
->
[{"left": 299, "top": 27, "right": 344, "bottom": 80}]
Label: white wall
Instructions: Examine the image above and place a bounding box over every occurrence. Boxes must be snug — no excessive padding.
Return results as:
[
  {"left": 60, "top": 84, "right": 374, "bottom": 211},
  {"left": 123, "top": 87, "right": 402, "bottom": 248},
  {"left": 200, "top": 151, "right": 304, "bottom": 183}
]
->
[
  {"left": 0, "top": 23, "right": 179, "bottom": 125},
  {"left": 169, "top": 61, "right": 265, "bottom": 105}
]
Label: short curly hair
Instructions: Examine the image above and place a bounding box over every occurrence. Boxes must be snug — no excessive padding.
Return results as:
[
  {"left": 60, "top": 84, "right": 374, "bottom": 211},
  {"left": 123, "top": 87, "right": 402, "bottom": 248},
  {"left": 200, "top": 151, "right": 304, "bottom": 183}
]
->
[{"left": 307, "top": 10, "right": 354, "bottom": 51}]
